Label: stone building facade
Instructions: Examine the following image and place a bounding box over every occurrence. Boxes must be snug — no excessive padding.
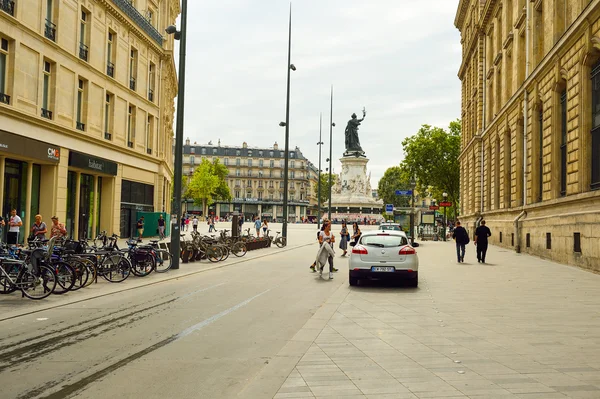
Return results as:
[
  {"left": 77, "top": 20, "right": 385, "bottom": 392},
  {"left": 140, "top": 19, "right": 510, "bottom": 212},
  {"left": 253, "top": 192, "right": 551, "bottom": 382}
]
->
[
  {"left": 181, "top": 140, "right": 320, "bottom": 222},
  {"left": 455, "top": 0, "right": 600, "bottom": 271},
  {"left": 0, "top": 0, "right": 179, "bottom": 241}
]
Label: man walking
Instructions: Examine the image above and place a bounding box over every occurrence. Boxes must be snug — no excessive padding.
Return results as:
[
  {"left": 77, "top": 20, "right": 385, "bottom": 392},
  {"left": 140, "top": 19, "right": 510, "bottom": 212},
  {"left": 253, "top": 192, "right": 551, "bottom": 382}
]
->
[
  {"left": 474, "top": 220, "right": 492, "bottom": 263},
  {"left": 7, "top": 209, "right": 22, "bottom": 245},
  {"left": 136, "top": 216, "right": 144, "bottom": 240},
  {"left": 192, "top": 216, "right": 199, "bottom": 232},
  {"left": 452, "top": 221, "right": 469, "bottom": 263}
]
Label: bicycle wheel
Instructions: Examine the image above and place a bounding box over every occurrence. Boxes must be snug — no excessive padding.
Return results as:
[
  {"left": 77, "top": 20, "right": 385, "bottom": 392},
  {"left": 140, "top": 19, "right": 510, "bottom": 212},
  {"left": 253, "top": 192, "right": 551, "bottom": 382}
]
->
[
  {"left": 100, "top": 254, "right": 131, "bottom": 283},
  {"left": 68, "top": 259, "right": 89, "bottom": 291},
  {"left": 154, "top": 250, "right": 173, "bottom": 273},
  {"left": 219, "top": 245, "right": 230, "bottom": 261},
  {"left": 275, "top": 237, "right": 287, "bottom": 248},
  {"left": 206, "top": 246, "right": 221, "bottom": 263},
  {"left": 0, "top": 264, "right": 19, "bottom": 294},
  {"left": 80, "top": 258, "right": 97, "bottom": 287},
  {"left": 231, "top": 241, "right": 247, "bottom": 257},
  {"left": 52, "top": 262, "right": 76, "bottom": 295},
  {"left": 18, "top": 264, "right": 57, "bottom": 300},
  {"left": 130, "top": 252, "right": 155, "bottom": 277}
]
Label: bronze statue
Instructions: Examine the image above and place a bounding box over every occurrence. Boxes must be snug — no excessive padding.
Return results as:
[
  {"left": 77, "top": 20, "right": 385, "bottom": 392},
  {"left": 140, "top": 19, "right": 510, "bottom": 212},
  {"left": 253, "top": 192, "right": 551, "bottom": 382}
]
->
[{"left": 344, "top": 108, "right": 366, "bottom": 156}]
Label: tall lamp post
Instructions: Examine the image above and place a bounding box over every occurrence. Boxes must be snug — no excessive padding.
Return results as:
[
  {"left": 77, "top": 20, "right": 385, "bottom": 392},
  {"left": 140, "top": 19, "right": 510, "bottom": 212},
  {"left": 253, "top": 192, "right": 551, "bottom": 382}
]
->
[
  {"left": 327, "top": 85, "right": 335, "bottom": 221},
  {"left": 279, "top": 4, "right": 295, "bottom": 241},
  {"left": 442, "top": 192, "right": 448, "bottom": 241},
  {"left": 165, "top": 0, "right": 188, "bottom": 270},
  {"left": 317, "top": 113, "right": 323, "bottom": 229},
  {"left": 409, "top": 177, "right": 416, "bottom": 245}
]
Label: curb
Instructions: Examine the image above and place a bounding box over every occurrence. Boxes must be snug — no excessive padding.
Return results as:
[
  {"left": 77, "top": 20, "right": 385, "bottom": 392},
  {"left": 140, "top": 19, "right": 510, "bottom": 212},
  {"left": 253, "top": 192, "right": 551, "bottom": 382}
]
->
[{"left": 0, "top": 241, "right": 317, "bottom": 322}]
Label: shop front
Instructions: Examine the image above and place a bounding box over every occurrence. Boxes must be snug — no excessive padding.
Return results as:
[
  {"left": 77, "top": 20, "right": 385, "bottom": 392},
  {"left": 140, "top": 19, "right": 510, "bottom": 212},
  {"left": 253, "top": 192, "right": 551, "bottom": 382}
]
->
[
  {"left": 0, "top": 130, "right": 60, "bottom": 243},
  {"left": 67, "top": 151, "right": 118, "bottom": 240},
  {"left": 120, "top": 179, "right": 154, "bottom": 239}
]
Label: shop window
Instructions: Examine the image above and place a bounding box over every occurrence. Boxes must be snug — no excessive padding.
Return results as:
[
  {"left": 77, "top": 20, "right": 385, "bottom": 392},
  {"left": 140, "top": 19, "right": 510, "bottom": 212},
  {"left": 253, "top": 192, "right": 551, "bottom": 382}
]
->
[{"left": 0, "top": 37, "right": 9, "bottom": 104}]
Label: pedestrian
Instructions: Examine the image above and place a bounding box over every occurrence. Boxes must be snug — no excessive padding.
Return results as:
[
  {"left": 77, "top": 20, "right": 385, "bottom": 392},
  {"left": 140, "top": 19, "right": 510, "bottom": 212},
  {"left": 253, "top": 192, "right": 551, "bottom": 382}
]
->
[
  {"left": 254, "top": 217, "right": 261, "bottom": 237},
  {"left": 262, "top": 219, "right": 268, "bottom": 237},
  {"left": 350, "top": 222, "right": 362, "bottom": 246},
  {"left": 181, "top": 215, "right": 186, "bottom": 231},
  {"left": 185, "top": 217, "right": 190, "bottom": 231},
  {"left": 192, "top": 216, "right": 199, "bottom": 232},
  {"left": 158, "top": 214, "right": 166, "bottom": 240},
  {"left": 30, "top": 214, "right": 48, "bottom": 241},
  {"left": 452, "top": 221, "right": 469, "bottom": 263},
  {"left": 136, "top": 216, "right": 144, "bottom": 240},
  {"left": 310, "top": 219, "right": 338, "bottom": 273},
  {"left": 50, "top": 216, "right": 67, "bottom": 239},
  {"left": 238, "top": 215, "right": 244, "bottom": 231},
  {"left": 339, "top": 221, "right": 349, "bottom": 256},
  {"left": 0, "top": 214, "right": 5, "bottom": 243},
  {"left": 474, "top": 220, "right": 492, "bottom": 263},
  {"left": 210, "top": 216, "right": 216, "bottom": 232},
  {"left": 7, "top": 209, "right": 22, "bottom": 245},
  {"left": 317, "top": 220, "right": 336, "bottom": 279}
]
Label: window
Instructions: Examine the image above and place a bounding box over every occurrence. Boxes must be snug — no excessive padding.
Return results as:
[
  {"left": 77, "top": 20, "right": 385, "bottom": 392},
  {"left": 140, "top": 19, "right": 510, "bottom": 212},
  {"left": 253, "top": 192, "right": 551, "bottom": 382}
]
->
[
  {"left": 129, "top": 48, "right": 138, "bottom": 90},
  {"left": 104, "top": 93, "right": 113, "bottom": 140},
  {"left": 190, "top": 156, "right": 195, "bottom": 165},
  {"left": 224, "top": 158, "right": 229, "bottom": 166},
  {"left": 107, "top": 31, "right": 116, "bottom": 77},
  {"left": 0, "top": 0, "right": 14, "bottom": 15},
  {"left": 538, "top": 109, "right": 544, "bottom": 200},
  {"left": 269, "top": 194, "right": 274, "bottom": 200},
  {"left": 247, "top": 179, "right": 252, "bottom": 187},
  {"left": 259, "top": 159, "right": 264, "bottom": 167},
  {"left": 236, "top": 158, "right": 240, "bottom": 166},
  {"left": 236, "top": 150, "right": 241, "bottom": 156},
  {"left": 280, "top": 171, "right": 284, "bottom": 178},
  {"left": 560, "top": 90, "right": 567, "bottom": 196},
  {"left": 246, "top": 191, "right": 252, "bottom": 199},
  {"left": 0, "top": 37, "right": 9, "bottom": 104},
  {"left": 270, "top": 160, "right": 274, "bottom": 168},
  {"left": 148, "top": 62, "right": 155, "bottom": 101},
  {"left": 76, "top": 78, "right": 86, "bottom": 131},
  {"left": 269, "top": 170, "right": 273, "bottom": 178},
  {"left": 212, "top": 148, "right": 217, "bottom": 154},
  {"left": 592, "top": 61, "right": 600, "bottom": 190},
  {"left": 258, "top": 170, "right": 263, "bottom": 177},
  {"left": 269, "top": 181, "right": 274, "bottom": 188},
  {"left": 248, "top": 159, "right": 252, "bottom": 167},
  {"left": 280, "top": 160, "right": 284, "bottom": 168},
  {"left": 190, "top": 147, "right": 195, "bottom": 154},
  {"left": 235, "top": 191, "right": 240, "bottom": 198},
  {"left": 534, "top": 2, "right": 544, "bottom": 66},
  {"left": 127, "top": 105, "right": 136, "bottom": 147},
  {"left": 44, "top": 0, "right": 56, "bottom": 41},
  {"left": 247, "top": 169, "right": 252, "bottom": 177},
  {"left": 201, "top": 148, "right": 206, "bottom": 155},
  {"left": 259, "top": 150, "right": 263, "bottom": 156},
  {"left": 235, "top": 179, "right": 240, "bottom": 187},
  {"left": 41, "top": 60, "right": 53, "bottom": 119},
  {"left": 146, "top": 115, "right": 154, "bottom": 154},
  {"left": 258, "top": 191, "right": 263, "bottom": 200},
  {"left": 79, "top": 9, "right": 90, "bottom": 61},
  {"left": 236, "top": 169, "right": 240, "bottom": 177},
  {"left": 290, "top": 152, "right": 295, "bottom": 158},
  {"left": 290, "top": 171, "right": 295, "bottom": 179},
  {"left": 269, "top": 151, "right": 274, "bottom": 156}
]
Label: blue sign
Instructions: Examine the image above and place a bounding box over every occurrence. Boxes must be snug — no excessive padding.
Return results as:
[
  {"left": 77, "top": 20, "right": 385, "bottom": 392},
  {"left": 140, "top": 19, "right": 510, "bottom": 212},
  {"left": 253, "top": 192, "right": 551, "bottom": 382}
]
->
[
  {"left": 395, "top": 190, "right": 413, "bottom": 196},
  {"left": 385, "top": 204, "right": 394, "bottom": 212}
]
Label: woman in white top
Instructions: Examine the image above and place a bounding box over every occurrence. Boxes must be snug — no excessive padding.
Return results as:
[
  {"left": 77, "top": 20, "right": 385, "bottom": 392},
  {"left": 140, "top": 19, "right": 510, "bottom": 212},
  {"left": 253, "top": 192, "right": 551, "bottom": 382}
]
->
[{"left": 318, "top": 221, "right": 336, "bottom": 279}]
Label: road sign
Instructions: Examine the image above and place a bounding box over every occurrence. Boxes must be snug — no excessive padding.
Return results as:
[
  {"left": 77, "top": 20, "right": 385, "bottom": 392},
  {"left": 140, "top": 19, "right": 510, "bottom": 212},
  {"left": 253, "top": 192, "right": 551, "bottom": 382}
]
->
[
  {"left": 395, "top": 190, "right": 413, "bottom": 196},
  {"left": 429, "top": 205, "right": 439, "bottom": 210},
  {"left": 439, "top": 201, "right": 453, "bottom": 207},
  {"left": 385, "top": 204, "right": 394, "bottom": 215}
]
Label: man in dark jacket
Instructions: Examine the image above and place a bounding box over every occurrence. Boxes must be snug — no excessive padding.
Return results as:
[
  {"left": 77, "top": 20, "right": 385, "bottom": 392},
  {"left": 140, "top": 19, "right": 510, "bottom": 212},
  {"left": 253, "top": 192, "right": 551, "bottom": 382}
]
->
[
  {"left": 452, "top": 221, "right": 469, "bottom": 263},
  {"left": 474, "top": 220, "right": 492, "bottom": 263}
]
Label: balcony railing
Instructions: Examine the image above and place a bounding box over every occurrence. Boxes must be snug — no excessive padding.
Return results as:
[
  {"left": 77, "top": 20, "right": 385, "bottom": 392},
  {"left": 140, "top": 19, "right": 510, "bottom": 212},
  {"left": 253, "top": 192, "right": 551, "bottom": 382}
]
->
[
  {"left": 0, "top": 0, "right": 15, "bottom": 16},
  {"left": 44, "top": 20, "right": 56, "bottom": 41},
  {"left": 111, "top": 0, "right": 163, "bottom": 46},
  {"left": 0, "top": 93, "right": 9, "bottom": 105},
  {"left": 76, "top": 122, "right": 85, "bottom": 131},
  {"left": 127, "top": 141, "right": 134, "bottom": 148},
  {"left": 107, "top": 62, "right": 115, "bottom": 77},
  {"left": 104, "top": 132, "right": 112, "bottom": 140},
  {"left": 79, "top": 43, "right": 89, "bottom": 61},
  {"left": 129, "top": 77, "right": 136, "bottom": 90},
  {"left": 41, "top": 108, "right": 52, "bottom": 119},
  {"left": 148, "top": 88, "right": 154, "bottom": 102}
]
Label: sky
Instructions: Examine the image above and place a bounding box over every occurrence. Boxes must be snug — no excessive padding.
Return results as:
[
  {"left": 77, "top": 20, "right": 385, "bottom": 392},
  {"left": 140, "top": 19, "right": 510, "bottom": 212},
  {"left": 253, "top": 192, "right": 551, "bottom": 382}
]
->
[{"left": 174, "top": 0, "right": 462, "bottom": 187}]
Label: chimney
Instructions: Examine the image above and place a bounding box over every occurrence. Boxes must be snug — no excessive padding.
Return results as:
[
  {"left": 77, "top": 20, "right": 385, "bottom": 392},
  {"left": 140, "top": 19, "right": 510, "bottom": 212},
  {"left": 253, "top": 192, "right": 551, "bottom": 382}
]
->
[
  {"left": 243, "top": 142, "right": 248, "bottom": 148},
  {"left": 185, "top": 138, "right": 190, "bottom": 146},
  {"left": 273, "top": 142, "right": 279, "bottom": 150}
]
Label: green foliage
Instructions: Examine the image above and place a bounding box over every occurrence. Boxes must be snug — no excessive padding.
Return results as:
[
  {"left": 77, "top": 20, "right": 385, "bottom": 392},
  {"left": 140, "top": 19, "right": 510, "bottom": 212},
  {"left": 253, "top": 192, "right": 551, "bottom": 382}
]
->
[
  {"left": 313, "top": 173, "right": 337, "bottom": 205},
  {"left": 400, "top": 120, "right": 461, "bottom": 216},
  {"left": 377, "top": 166, "right": 412, "bottom": 208},
  {"left": 187, "top": 158, "right": 231, "bottom": 216}
]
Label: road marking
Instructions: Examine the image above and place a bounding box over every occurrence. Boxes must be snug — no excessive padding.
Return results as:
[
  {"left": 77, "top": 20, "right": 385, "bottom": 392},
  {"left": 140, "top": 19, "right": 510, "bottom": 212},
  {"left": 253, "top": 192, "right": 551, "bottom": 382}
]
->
[{"left": 178, "top": 282, "right": 226, "bottom": 301}]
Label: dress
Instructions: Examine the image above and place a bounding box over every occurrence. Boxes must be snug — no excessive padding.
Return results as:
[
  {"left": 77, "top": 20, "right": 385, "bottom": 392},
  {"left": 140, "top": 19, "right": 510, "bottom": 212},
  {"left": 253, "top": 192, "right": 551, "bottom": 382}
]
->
[{"left": 339, "top": 226, "right": 348, "bottom": 251}]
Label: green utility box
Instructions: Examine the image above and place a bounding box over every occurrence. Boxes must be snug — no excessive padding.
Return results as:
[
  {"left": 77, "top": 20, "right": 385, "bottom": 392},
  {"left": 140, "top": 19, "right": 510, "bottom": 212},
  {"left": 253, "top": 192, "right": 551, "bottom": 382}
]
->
[{"left": 135, "top": 212, "right": 170, "bottom": 238}]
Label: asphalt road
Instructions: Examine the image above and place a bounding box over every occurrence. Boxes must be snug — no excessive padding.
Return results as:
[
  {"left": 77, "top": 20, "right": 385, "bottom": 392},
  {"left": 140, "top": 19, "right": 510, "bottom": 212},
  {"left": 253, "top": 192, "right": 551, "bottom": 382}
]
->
[{"left": 0, "top": 224, "right": 353, "bottom": 399}]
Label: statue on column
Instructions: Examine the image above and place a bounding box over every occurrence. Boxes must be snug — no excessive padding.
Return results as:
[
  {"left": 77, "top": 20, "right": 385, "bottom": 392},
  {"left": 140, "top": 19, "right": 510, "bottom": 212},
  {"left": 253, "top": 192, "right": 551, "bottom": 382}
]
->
[{"left": 344, "top": 107, "right": 366, "bottom": 157}]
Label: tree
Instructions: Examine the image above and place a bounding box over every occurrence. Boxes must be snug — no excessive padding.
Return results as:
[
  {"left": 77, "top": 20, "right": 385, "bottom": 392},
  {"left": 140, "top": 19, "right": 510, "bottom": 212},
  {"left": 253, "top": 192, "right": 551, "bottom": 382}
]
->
[
  {"left": 378, "top": 166, "right": 412, "bottom": 209},
  {"left": 187, "top": 159, "right": 232, "bottom": 217},
  {"left": 400, "top": 120, "right": 461, "bottom": 218},
  {"left": 313, "top": 173, "right": 337, "bottom": 206}
]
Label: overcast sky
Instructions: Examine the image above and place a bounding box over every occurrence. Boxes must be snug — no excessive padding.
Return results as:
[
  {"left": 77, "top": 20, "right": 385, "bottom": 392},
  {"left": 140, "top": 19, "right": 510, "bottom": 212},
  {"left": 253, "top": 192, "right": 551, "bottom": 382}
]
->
[{"left": 174, "top": 0, "right": 462, "bottom": 187}]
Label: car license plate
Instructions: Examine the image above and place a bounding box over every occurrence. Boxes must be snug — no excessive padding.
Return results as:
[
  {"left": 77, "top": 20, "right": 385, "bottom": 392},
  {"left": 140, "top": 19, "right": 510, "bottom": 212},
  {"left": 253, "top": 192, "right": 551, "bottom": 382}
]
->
[{"left": 371, "top": 266, "right": 395, "bottom": 272}]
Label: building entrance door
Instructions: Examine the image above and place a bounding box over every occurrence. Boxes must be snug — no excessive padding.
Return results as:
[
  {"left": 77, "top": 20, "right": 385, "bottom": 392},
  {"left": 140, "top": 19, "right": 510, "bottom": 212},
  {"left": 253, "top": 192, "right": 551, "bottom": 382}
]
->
[{"left": 78, "top": 174, "right": 94, "bottom": 240}]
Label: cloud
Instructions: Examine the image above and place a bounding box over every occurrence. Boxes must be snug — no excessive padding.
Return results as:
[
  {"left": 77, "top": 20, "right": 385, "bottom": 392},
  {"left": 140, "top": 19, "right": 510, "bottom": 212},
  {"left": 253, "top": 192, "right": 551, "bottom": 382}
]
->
[{"left": 174, "top": 0, "right": 462, "bottom": 187}]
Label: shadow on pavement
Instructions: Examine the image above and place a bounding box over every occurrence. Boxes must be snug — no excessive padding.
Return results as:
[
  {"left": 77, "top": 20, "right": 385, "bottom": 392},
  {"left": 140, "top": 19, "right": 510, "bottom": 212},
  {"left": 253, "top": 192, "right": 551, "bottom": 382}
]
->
[{"left": 349, "top": 279, "right": 420, "bottom": 291}]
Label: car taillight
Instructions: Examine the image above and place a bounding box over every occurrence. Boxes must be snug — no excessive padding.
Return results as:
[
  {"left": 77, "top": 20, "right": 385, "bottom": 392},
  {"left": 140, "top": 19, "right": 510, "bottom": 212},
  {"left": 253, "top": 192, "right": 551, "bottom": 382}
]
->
[
  {"left": 399, "top": 246, "right": 416, "bottom": 255},
  {"left": 352, "top": 245, "right": 368, "bottom": 255}
]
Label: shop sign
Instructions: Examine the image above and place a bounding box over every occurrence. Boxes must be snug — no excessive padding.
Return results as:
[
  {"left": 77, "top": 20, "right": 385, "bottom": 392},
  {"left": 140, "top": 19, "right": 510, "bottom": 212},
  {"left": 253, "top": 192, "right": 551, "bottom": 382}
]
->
[
  {"left": 0, "top": 130, "right": 60, "bottom": 163},
  {"left": 69, "top": 151, "right": 118, "bottom": 175},
  {"left": 262, "top": 213, "right": 272, "bottom": 217}
]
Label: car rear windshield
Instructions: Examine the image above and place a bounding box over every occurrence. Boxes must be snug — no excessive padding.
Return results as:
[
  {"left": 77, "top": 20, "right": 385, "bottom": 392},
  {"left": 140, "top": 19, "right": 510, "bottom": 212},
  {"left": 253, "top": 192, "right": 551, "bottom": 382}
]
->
[
  {"left": 361, "top": 235, "right": 408, "bottom": 247},
  {"left": 381, "top": 225, "right": 401, "bottom": 231}
]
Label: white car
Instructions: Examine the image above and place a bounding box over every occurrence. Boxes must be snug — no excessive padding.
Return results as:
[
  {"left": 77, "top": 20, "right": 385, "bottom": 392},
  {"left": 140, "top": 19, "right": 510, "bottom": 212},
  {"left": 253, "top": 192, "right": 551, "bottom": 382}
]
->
[{"left": 348, "top": 230, "right": 419, "bottom": 287}]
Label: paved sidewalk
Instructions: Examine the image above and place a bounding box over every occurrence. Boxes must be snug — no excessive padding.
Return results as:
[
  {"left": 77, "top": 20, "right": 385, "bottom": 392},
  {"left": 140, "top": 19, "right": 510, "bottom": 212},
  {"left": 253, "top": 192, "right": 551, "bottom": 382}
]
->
[{"left": 266, "top": 242, "right": 600, "bottom": 399}]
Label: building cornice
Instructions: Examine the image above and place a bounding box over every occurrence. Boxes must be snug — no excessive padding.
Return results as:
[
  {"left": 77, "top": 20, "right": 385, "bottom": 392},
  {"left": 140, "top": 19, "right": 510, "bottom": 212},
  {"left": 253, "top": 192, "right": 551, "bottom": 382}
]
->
[{"left": 454, "top": 0, "right": 470, "bottom": 29}]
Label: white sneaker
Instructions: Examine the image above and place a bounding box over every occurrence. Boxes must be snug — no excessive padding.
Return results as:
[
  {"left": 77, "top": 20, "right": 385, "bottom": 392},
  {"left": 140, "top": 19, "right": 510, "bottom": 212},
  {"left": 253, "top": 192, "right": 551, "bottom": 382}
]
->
[{"left": 329, "top": 272, "right": 333, "bottom": 279}]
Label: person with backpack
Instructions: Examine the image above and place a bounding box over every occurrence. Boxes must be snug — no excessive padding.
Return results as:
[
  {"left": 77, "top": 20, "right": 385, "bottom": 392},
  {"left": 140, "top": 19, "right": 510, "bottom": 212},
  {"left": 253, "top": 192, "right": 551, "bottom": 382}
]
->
[{"left": 452, "top": 220, "right": 469, "bottom": 263}]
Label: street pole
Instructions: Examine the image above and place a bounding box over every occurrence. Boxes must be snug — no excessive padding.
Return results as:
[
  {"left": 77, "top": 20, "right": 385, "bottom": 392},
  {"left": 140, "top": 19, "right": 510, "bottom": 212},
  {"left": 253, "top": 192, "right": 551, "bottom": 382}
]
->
[
  {"left": 168, "top": 0, "right": 188, "bottom": 270},
  {"left": 328, "top": 85, "right": 333, "bottom": 221},
  {"left": 410, "top": 177, "right": 416, "bottom": 246},
  {"left": 282, "top": 4, "right": 292, "bottom": 240},
  {"left": 443, "top": 192, "right": 448, "bottom": 241},
  {"left": 317, "top": 113, "right": 323, "bottom": 229}
]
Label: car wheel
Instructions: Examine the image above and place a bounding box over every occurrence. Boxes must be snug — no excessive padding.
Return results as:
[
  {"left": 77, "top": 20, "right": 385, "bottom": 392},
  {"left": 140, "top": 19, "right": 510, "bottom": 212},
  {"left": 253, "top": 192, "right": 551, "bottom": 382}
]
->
[{"left": 349, "top": 276, "right": 358, "bottom": 286}]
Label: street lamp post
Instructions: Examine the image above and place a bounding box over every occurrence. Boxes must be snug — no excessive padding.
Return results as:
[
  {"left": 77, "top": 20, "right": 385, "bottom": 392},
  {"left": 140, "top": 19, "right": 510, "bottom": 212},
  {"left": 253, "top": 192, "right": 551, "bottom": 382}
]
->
[
  {"left": 327, "top": 85, "right": 334, "bottom": 221},
  {"left": 317, "top": 113, "right": 323, "bottom": 229},
  {"left": 279, "top": 4, "right": 295, "bottom": 241},
  {"left": 409, "top": 177, "right": 416, "bottom": 245},
  {"left": 442, "top": 192, "right": 448, "bottom": 242},
  {"left": 165, "top": 0, "right": 188, "bottom": 270}
]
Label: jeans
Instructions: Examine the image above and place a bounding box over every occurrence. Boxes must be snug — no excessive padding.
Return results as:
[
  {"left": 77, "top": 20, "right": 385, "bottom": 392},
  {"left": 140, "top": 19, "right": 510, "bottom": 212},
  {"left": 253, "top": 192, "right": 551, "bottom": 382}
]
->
[
  {"left": 456, "top": 243, "right": 465, "bottom": 261},
  {"left": 477, "top": 242, "right": 488, "bottom": 262}
]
